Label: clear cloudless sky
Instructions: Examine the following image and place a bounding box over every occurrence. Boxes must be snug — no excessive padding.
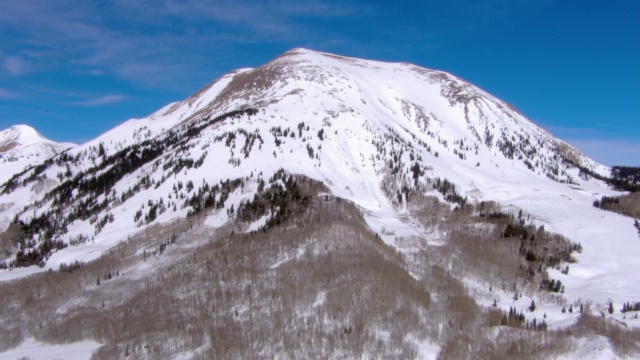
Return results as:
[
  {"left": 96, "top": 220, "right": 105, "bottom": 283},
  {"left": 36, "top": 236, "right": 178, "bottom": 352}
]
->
[{"left": 1, "top": 0, "right": 638, "bottom": 165}]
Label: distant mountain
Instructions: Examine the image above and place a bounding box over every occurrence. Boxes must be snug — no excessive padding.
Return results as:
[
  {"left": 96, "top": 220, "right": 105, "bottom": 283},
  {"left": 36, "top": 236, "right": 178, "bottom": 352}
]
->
[
  {"left": 0, "top": 49, "right": 638, "bottom": 359},
  {"left": 0, "top": 125, "right": 74, "bottom": 184}
]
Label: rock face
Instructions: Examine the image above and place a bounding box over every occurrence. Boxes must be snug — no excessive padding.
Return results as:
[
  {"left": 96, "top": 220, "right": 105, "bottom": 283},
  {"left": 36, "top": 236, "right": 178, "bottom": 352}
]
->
[{"left": 0, "top": 49, "right": 638, "bottom": 343}]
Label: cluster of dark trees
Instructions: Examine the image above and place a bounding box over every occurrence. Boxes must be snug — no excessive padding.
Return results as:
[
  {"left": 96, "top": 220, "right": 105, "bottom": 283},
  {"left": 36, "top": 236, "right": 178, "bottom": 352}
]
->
[
  {"left": 483, "top": 127, "right": 494, "bottom": 148},
  {"left": 496, "top": 133, "right": 518, "bottom": 160},
  {"left": 215, "top": 127, "right": 264, "bottom": 159},
  {"left": 478, "top": 210, "right": 510, "bottom": 220},
  {"left": 503, "top": 222, "right": 531, "bottom": 239},
  {"left": 593, "top": 196, "right": 620, "bottom": 209},
  {"left": 1, "top": 107, "right": 259, "bottom": 268},
  {"left": 270, "top": 125, "right": 296, "bottom": 148},
  {"left": 236, "top": 169, "right": 320, "bottom": 232},
  {"left": 502, "top": 218, "right": 581, "bottom": 269},
  {"left": 237, "top": 129, "right": 264, "bottom": 158},
  {"left": 185, "top": 178, "right": 244, "bottom": 217},
  {"left": 433, "top": 177, "right": 467, "bottom": 207},
  {"left": 561, "top": 304, "right": 583, "bottom": 314},
  {"left": 490, "top": 127, "right": 639, "bottom": 189},
  {"left": 611, "top": 166, "right": 640, "bottom": 191},
  {"left": 145, "top": 201, "right": 161, "bottom": 224},
  {"left": 477, "top": 206, "right": 581, "bottom": 291},
  {"left": 297, "top": 121, "right": 308, "bottom": 138},
  {"left": 453, "top": 148, "right": 466, "bottom": 160},
  {"left": 496, "top": 307, "right": 547, "bottom": 331},
  {"left": 515, "top": 133, "right": 538, "bottom": 160},
  {"left": 58, "top": 260, "right": 83, "bottom": 273},
  {"left": 306, "top": 143, "right": 315, "bottom": 159},
  {"left": 572, "top": 161, "right": 640, "bottom": 192},
  {"left": 5, "top": 237, "right": 66, "bottom": 268},
  {"left": 386, "top": 150, "right": 404, "bottom": 176},
  {"left": 592, "top": 192, "right": 640, "bottom": 222},
  {"left": 186, "top": 107, "right": 257, "bottom": 139},
  {"left": 96, "top": 268, "right": 120, "bottom": 286},
  {"left": 621, "top": 302, "right": 640, "bottom": 313},
  {"left": 5, "top": 138, "right": 176, "bottom": 267},
  {"left": 540, "top": 278, "right": 564, "bottom": 293},
  {"left": 410, "top": 162, "right": 424, "bottom": 186}
]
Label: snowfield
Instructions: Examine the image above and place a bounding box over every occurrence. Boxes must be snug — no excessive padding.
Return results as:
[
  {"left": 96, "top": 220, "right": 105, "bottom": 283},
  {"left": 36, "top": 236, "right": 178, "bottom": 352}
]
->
[
  {"left": 0, "top": 125, "right": 74, "bottom": 185},
  {"left": 0, "top": 338, "right": 101, "bottom": 360}
]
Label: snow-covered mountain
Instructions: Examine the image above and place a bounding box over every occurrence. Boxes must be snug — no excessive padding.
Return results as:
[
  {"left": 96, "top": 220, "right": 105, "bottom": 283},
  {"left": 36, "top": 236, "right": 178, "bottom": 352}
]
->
[
  {"left": 0, "top": 125, "right": 74, "bottom": 185},
  {"left": 0, "top": 49, "right": 638, "bottom": 358}
]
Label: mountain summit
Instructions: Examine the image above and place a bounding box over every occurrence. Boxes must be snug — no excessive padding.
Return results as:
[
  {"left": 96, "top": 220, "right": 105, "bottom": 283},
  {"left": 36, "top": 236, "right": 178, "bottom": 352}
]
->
[
  {"left": 0, "top": 47, "right": 633, "bottom": 285},
  {"left": 0, "top": 49, "right": 638, "bottom": 358},
  {"left": 0, "top": 124, "right": 74, "bottom": 184},
  {"left": 0, "top": 124, "right": 49, "bottom": 150}
]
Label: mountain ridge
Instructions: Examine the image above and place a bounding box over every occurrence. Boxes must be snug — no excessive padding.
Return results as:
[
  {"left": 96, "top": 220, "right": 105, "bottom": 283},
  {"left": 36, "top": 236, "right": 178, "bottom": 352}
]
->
[
  {"left": 0, "top": 124, "right": 75, "bottom": 185},
  {"left": 0, "top": 47, "right": 637, "bottom": 321},
  {"left": 0, "top": 48, "right": 639, "bottom": 359}
]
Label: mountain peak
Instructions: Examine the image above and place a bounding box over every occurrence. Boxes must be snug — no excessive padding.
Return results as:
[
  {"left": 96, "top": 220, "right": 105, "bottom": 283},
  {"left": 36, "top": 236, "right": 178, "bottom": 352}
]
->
[
  {"left": 0, "top": 50, "right": 622, "bottom": 291},
  {"left": 0, "top": 124, "right": 47, "bottom": 151},
  {"left": 0, "top": 50, "right": 638, "bottom": 358},
  {"left": 0, "top": 124, "right": 74, "bottom": 184}
]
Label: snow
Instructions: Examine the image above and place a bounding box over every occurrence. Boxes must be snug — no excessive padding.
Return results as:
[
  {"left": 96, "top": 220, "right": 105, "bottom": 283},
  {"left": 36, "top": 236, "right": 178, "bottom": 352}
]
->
[
  {"left": 0, "top": 125, "right": 49, "bottom": 148},
  {"left": 0, "top": 338, "right": 101, "bottom": 360},
  {"left": 312, "top": 291, "right": 326, "bottom": 307},
  {"left": 0, "top": 125, "right": 74, "bottom": 184},
  {"left": 204, "top": 209, "right": 229, "bottom": 228},
  {"left": 243, "top": 214, "right": 269, "bottom": 232},
  {"left": 269, "top": 246, "right": 306, "bottom": 269},
  {"left": 0, "top": 48, "right": 637, "bottom": 339},
  {"left": 415, "top": 341, "right": 441, "bottom": 360},
  {"left": 478, "top": 174, "right": 640, "bottom": 316},
  {"left": 557, "top": 335, "right": 620, "bottom": 360}
]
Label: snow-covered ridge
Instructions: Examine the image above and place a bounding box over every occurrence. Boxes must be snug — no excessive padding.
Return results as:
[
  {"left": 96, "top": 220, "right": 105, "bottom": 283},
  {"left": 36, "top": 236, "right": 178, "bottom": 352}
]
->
[
  {"left": 0, "top": 124, "right": 48, "bottom": 150},
  {"left": 0, "top": 124, "right": 75, "bottom": 185},
  {"left": 0, "top": 48, "right": 636, "bottom": 322},
  {"left": 0, "top": 124, "right": 74, "bottom": 151},
  {"left": 75, "top": 68, "right": 255, "bottom": 152}
]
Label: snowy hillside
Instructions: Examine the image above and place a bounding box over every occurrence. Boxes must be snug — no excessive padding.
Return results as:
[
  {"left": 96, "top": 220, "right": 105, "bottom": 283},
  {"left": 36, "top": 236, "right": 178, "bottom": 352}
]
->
[
  {"left": 0, "top": 49, "right": 638, "bottom": 359},
  {"left": 0, "top": 125, "right": 74, "bottom": 184}
]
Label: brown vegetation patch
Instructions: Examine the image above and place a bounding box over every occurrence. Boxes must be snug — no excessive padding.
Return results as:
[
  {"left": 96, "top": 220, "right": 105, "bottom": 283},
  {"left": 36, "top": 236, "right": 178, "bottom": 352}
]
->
[{"left": 594, "top": 192, "right": 640, "bottom": 219}]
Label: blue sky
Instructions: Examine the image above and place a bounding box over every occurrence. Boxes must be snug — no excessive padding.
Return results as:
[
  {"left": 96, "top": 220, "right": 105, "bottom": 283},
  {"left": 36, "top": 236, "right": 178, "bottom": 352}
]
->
[{"left": 1, "top": 0, "right": 638, "bottom": 165}]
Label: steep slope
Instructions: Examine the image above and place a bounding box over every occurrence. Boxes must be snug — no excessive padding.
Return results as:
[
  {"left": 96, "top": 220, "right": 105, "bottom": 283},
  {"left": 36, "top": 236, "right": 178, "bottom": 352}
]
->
[
  {"left": 0, "top": 125, "right": 74, "bottom": 185},
  {"left": 0, "top": 70, "right": 251, "bottom": 233},
  {"left": 0, "top": 48, "right": 637, "bottom": 336}
]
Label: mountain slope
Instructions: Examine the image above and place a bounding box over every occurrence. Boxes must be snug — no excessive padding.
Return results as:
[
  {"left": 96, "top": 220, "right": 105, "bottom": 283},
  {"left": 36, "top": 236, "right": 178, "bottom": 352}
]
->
[
  {"left": 0, "top": 49, "right": 638, "bottom": 356},
  {"left": 0, "top": 48, "right": 632, "bottom": 287},
  {"left": 0, "top": 125, "right": 74, "bottom": 185}
]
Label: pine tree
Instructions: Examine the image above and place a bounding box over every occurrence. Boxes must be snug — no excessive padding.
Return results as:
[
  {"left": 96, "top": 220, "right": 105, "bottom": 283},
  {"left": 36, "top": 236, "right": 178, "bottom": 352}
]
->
[
  {"left": 529, "top": 300, "right": 536, "bottom": 312},
  {"left": 608, "top": 302, "right": 614, "bottom": 314}
]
